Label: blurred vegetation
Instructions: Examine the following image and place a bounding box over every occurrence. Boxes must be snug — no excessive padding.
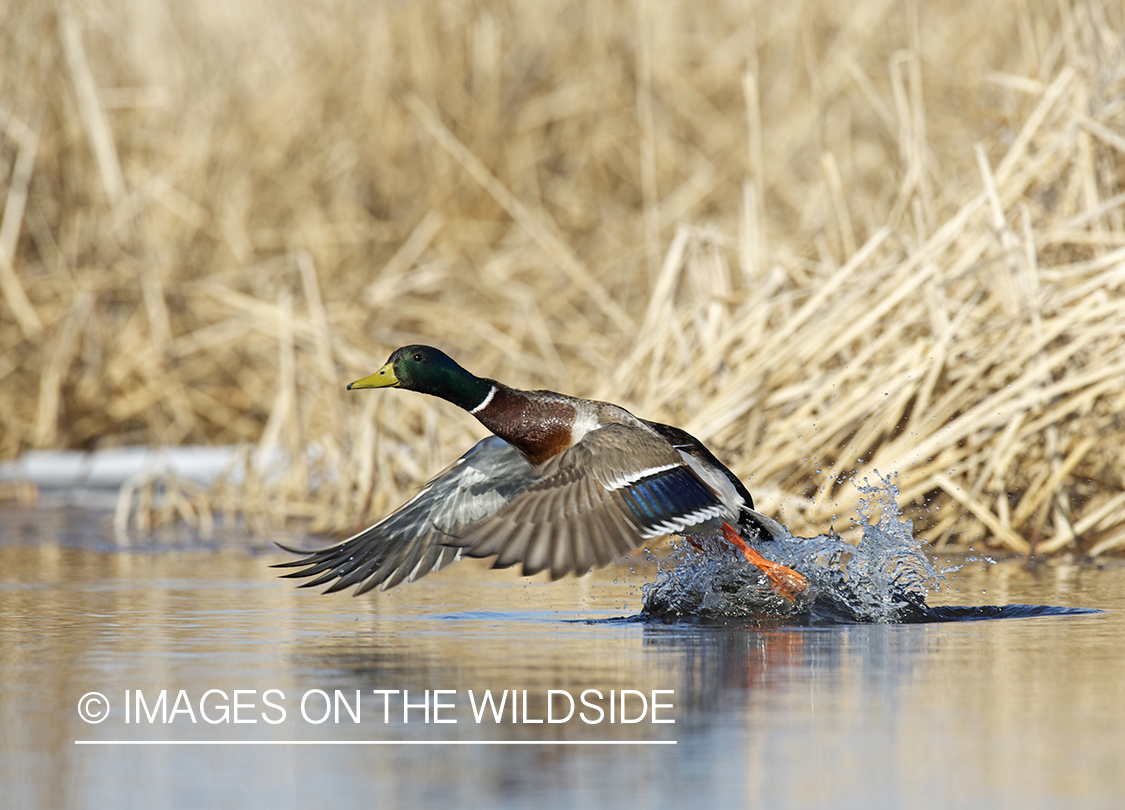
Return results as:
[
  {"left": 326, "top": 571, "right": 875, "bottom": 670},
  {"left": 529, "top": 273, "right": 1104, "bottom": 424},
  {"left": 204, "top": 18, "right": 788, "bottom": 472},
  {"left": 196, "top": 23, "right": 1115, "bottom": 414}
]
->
[{"left": 1, "top": 0, "right": 1124, "bottom": 556}]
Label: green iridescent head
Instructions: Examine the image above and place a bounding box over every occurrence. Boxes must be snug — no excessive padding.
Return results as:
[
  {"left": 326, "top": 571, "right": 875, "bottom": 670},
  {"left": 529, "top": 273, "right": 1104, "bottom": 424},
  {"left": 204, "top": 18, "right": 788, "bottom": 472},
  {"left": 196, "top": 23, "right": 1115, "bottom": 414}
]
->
[{"left": 348, "top": 345, "right": 493, "bottom": 411}]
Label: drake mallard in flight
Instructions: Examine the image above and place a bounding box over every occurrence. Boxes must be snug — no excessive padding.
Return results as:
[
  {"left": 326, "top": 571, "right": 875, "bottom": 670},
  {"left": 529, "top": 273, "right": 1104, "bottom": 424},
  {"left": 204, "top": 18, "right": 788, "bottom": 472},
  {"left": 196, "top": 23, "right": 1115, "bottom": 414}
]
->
[{"left": 276, "top": 345, "right": 807, "bottom": 599}]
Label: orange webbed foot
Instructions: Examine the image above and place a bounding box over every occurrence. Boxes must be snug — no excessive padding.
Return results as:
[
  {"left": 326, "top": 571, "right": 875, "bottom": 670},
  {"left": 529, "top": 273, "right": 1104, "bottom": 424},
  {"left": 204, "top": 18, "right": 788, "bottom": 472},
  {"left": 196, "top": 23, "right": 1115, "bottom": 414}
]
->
[{"left": 721, "top": 522, "right": 809, "bottom": 601}]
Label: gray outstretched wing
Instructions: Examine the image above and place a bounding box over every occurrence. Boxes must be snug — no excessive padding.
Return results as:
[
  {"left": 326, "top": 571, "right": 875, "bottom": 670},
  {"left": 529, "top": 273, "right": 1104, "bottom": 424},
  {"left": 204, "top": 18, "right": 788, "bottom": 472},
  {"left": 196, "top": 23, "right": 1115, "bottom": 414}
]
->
[
  {"left": 451, "top": 424, "right": 732, "bottom": 580},
  {"left": 274, "top": 436, "right": 535, "bottom": 593}
]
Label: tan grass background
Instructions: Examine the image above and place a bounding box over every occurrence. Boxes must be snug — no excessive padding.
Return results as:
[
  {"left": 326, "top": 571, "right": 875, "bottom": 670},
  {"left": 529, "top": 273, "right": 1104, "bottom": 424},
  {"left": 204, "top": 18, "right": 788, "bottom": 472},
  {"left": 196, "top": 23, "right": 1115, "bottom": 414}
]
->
[{"left": 2, "top": 0, "right": 1124, "bottom": 556}]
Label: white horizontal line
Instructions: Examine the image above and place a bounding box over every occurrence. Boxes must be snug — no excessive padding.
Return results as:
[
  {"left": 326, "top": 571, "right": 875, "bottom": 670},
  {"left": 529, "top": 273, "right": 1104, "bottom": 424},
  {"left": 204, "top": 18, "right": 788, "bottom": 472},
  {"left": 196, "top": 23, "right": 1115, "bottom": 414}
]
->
[
  {"left": 605, "top": 463, "right": 680, "bottom": 491},
  {"left": 75, "top": 740, "right": 676, "bottom": 746}
]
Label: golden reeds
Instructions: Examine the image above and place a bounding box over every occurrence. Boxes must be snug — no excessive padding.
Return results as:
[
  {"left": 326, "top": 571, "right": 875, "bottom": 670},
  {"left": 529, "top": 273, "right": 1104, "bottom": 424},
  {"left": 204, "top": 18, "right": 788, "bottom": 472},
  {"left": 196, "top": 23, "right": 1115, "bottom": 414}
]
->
[{"left": 2, "top": 0, "right": 1124, "bottom": 556}]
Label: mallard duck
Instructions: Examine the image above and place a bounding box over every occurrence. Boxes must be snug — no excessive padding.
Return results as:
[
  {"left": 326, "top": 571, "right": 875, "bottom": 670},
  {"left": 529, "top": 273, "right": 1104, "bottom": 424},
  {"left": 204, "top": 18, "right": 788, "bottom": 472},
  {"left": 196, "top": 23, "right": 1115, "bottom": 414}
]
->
[{"left": 276, "top": 345, "right": 807, "bottom": 599}]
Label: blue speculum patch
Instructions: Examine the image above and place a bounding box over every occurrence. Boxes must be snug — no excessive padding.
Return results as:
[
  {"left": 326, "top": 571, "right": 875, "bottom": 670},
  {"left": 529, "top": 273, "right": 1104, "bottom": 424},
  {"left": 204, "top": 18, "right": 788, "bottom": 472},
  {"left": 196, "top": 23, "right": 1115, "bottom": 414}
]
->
[{"left": 622, "top": 468, "right": 713, "bottom": 526}]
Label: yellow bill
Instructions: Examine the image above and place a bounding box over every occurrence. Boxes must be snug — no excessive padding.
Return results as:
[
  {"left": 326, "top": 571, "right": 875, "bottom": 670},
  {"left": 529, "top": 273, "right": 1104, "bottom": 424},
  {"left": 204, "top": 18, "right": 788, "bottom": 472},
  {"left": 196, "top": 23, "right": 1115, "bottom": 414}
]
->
[{"left": 347, "top": 362, "right": 399, "bottom": 390}]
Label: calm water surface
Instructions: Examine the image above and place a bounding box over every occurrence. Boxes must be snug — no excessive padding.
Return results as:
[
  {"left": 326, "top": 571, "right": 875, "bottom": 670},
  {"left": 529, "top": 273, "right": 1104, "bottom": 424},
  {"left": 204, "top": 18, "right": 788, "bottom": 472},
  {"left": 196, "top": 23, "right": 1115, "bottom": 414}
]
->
[{"left": 1, "top": 506, "right": 1122, "bottom": 809}]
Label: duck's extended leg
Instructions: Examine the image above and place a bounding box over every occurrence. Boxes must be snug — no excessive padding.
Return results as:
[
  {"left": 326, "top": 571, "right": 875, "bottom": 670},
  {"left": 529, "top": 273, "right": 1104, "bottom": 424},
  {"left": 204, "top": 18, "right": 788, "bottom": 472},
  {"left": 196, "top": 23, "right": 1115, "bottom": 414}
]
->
[{"left": 721, "top": 522, "right": 809, "bottom": 601}]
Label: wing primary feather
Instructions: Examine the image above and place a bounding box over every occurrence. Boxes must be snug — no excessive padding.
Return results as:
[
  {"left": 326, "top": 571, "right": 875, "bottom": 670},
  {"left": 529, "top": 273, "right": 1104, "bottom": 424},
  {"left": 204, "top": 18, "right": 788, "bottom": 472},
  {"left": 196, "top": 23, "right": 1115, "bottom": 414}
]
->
[
  {"left": 492, "top": 521, "right": 537, "bottom": 569},
  {"left": 521, "top": 523, "right": 554, "bottom": 577},
  {"left": 550, "top": 522, "right": 573, "bottom": 580}
]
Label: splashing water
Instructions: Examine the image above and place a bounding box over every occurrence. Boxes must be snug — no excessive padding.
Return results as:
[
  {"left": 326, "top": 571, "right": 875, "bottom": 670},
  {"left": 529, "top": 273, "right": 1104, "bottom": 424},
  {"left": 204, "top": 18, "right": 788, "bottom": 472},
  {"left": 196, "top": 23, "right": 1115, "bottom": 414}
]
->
[
  {"left": 642, "top": 472, "right": 946, "bottom": 624},
  {"left": 825, "top": 472, "right": 943, "bottom": 621}
]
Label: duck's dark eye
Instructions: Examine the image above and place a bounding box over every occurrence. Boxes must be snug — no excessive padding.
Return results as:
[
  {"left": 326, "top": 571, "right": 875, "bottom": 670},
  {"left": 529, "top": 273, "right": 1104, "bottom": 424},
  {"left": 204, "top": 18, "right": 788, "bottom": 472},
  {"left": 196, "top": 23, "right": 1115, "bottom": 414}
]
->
[{"left": 413, "top": 353, "right": 423, "bottom": 362}]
